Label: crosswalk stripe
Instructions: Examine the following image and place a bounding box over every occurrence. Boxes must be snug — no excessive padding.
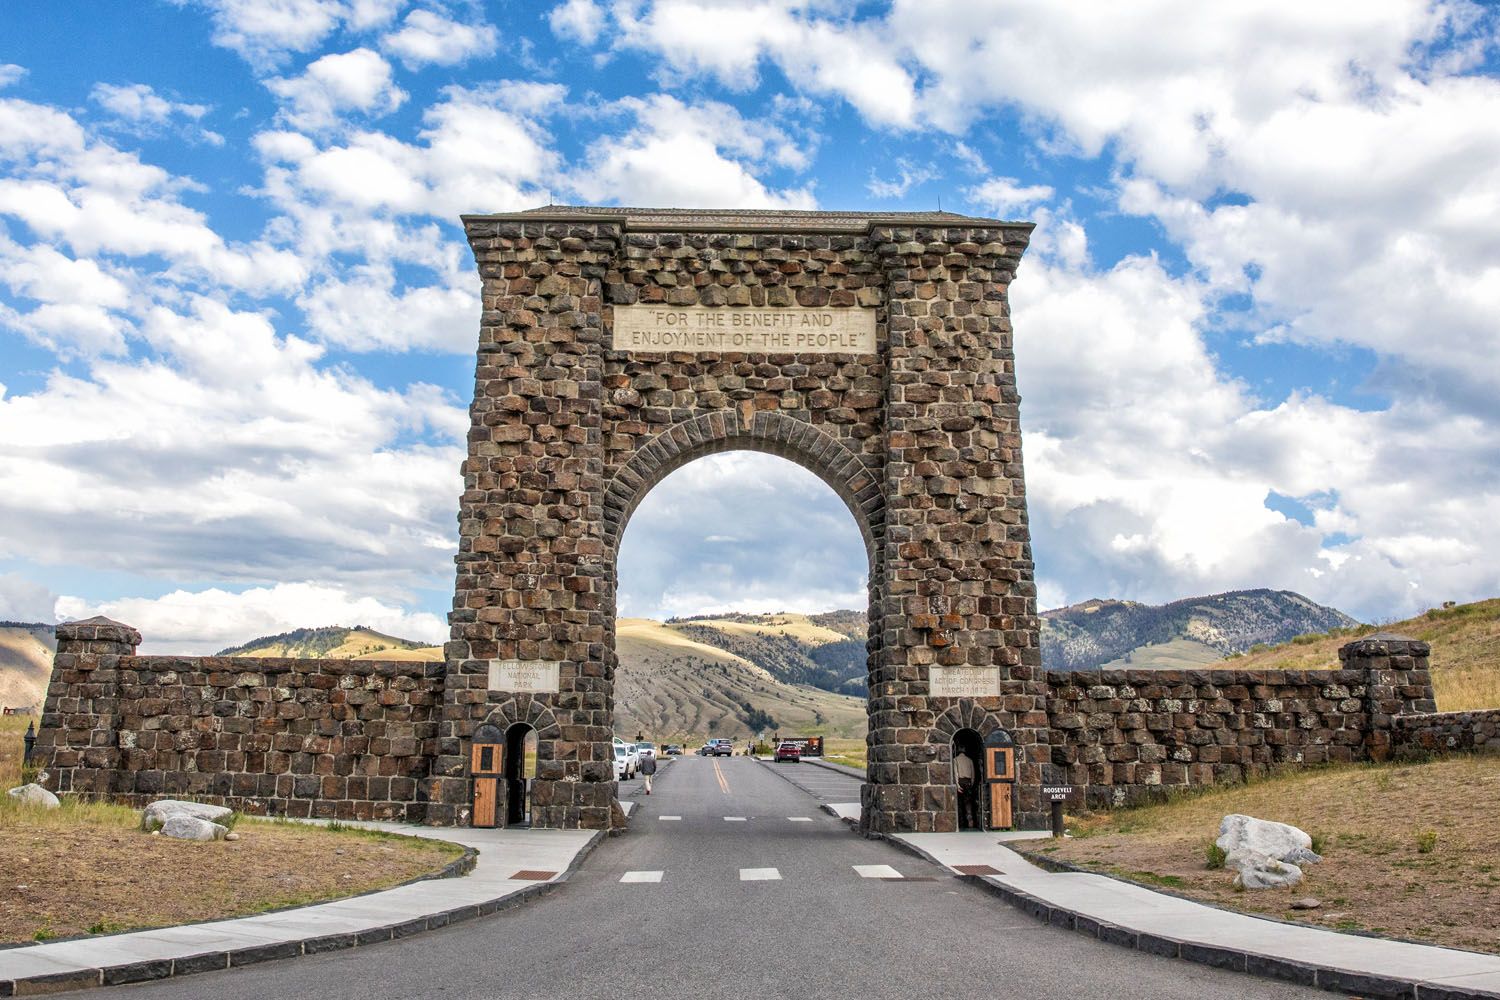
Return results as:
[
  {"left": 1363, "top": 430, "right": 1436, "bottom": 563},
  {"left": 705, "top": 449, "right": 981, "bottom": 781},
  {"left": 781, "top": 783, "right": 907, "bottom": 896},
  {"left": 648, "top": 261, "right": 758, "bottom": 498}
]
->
[
  {"left": 739, "top": 868, "right": 781, "bottom": 881},
  {"left": 658, "top": 816, "right": 682, "bottom": 821},
  {"left": 787, "top": 816, "right": 812, "bottom": 822},
  {"left": 620, "top": 871, "right": 664, "bottom": 883},
  {"left": 853, "top": 865, "right": 903, "bottom": 879},
  {"left": 724, "top": 816, "right": 746, "bottom": 821}
]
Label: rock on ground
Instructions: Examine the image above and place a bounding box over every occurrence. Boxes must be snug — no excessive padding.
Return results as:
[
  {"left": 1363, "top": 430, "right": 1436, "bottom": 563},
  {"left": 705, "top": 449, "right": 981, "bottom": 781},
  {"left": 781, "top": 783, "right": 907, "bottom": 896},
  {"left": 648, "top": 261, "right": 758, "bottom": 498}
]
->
[
  {"left": 1217, "top": 814, "right": 1311, "bottom": 863},
  {"left": 141, "top": 799, "right": 234, "bottom": 832},
  {"left": 1235, "top": 857, "right": 1304, "bottom": 890},
  {"left": 1282, "top": 846, "right": 1323, "bottom": 866},
  {"left": 7, "top": 783, "right": 60, "bottom": 809},
  {"left": 1217, "top": 814, "right": 1319, "bottom": 890},
  {"left": 159, "top": 814, "right": 229, "bottom": 841}
]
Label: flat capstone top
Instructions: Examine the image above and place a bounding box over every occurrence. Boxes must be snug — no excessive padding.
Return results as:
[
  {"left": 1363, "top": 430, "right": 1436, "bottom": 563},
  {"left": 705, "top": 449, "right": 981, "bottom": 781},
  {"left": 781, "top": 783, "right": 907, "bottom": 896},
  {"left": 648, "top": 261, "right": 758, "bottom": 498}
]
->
[{"left": 462, "top": 205, "right": 1033, "bottom": 234}]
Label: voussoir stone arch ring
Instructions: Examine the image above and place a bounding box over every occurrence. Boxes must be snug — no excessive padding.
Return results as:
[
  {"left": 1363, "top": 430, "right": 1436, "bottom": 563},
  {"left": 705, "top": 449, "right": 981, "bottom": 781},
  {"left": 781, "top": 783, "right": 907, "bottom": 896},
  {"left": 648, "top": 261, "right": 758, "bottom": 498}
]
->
[{"left": 599, "top": 409, "right": 885, "bottom": 569}]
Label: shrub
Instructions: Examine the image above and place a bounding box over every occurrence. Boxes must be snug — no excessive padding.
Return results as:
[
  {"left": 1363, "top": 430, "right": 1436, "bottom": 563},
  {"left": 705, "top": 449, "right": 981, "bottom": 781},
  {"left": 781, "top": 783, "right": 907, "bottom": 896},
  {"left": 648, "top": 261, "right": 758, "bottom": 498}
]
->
[
  {"left": 1416, "top": 830, "right": 1438, "bottom": 854},
  {"left": 1204, "top": 841, "right": 1227, "bottom": 870},
  {"left": 1309, "top": 831, "right": 1328, "bottom": 855}
]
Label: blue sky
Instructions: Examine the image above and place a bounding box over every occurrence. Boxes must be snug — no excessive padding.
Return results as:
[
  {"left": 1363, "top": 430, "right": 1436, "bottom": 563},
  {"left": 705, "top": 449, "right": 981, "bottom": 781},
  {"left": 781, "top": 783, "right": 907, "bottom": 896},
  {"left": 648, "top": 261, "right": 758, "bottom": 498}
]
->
[{"left": 1, "top": 1, "right": 1497, "bottom": 652}]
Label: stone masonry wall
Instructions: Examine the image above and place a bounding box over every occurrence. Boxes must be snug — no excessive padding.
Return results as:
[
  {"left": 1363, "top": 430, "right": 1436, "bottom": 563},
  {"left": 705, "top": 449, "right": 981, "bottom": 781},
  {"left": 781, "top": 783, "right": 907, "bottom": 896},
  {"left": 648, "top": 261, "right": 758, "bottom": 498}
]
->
[
  {"left": 1046, "top": 633, "right": 1439, "bottom": 808},
  {"left": 1394, "top": 709, "right": 1500, "bottom": 755},
  {"left": 39, "top": 618, "right": 441, "bottom": 821},
  {"left": 1047, "top": 667, "right": 1373, "bottom": 809}
]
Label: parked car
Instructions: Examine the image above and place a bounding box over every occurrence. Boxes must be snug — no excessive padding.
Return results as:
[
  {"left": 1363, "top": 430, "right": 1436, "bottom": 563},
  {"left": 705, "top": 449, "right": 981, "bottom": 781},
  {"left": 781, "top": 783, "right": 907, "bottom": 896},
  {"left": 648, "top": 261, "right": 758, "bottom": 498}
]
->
[
  {"left": 664, "top": 745, "right": 683, "bottom": 756},
  {"left": 612, "top": 743, "right": 631, "bottom": 780},
  {"left": 775, "top": 741, "right": 801, "bottom": 763},
  {"left": 635, "top": 741, "right": 656, "bottom": 762},
  {"left": 708, "top": 738, "right": 733, "bottom": 757},
  {"left": 613, "top": 737, "right": 637, "bottom": 778}
]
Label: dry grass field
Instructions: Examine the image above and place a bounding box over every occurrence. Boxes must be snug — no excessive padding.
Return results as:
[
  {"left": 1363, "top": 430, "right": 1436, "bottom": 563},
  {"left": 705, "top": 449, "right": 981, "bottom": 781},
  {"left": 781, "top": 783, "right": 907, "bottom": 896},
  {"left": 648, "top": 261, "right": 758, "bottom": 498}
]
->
[
  {"left": 1, "top": 716, "right": 462, "bottom": 945},
  {"left": 821, "top": 737, "right": 868, "bottom": 771},
  {"left": 1040, "top": 756, "right": 1500, "bottom": 954},
  {"left": 1, "top": 713, "right": 33, "bottom": 788},
  {"left": 1229, "top": 598, "right": 1500, "bottom": 711}
]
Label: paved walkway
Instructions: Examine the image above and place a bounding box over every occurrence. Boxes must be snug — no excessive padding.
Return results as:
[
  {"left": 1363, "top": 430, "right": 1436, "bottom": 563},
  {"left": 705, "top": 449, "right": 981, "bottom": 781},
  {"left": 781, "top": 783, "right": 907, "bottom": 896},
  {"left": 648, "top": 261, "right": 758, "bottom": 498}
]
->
[
  {"left": 0, "top": 823, "right": 600, "bottom": 995},
  {"left": 892, "top": 830, "right": 1500, "bottom": 998}
]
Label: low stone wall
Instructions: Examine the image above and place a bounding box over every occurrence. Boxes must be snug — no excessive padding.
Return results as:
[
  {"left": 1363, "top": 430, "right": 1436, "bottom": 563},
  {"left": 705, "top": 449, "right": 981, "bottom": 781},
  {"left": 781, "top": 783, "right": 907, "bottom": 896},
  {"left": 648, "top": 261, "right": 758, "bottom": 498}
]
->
[
  {"left": 39, "top": 618, "right": 442, "bottom": 821},
  {"left": 1394, "top": 708, "right": 1500, "bottom": 755},
  {"left": 1045, "top": 634, "right": 1437, "bottom": 809},
  {"left": 1045, "top": 668, "right": 1371, "bottom": 808}
]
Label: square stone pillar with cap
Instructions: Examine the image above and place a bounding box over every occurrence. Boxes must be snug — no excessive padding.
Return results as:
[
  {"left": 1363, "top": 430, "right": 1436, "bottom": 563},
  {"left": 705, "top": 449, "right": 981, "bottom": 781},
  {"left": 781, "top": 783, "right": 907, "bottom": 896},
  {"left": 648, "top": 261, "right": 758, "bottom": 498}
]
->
[
  {"left": 1339, "top": 632, "right": 1437, "bottom": 761},
  {"left": 37, "top": 616, "right": 142, "bottom": 795}
]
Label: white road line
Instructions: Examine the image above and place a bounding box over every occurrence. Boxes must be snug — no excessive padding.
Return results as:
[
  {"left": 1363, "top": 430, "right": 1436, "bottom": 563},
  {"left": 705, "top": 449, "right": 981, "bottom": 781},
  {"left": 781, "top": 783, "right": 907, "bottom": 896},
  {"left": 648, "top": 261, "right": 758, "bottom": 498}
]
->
[
  {"left": 739, "top": 868, "right": 781, "bottom": 881},
  {"left": 724, "top": 816, "right": 747, "bottom": 821},
  {"left": 853, "top": 864, "right": 902, "bottom": 879},
  {"left": 787, "top": 816, "right": 812, "bottom": 822},
  {"left": 658, "top": 816, "right": 682, "bottom": 821},
  {"left": 620, "top": 871, "right": 664, "bottom": 883}
]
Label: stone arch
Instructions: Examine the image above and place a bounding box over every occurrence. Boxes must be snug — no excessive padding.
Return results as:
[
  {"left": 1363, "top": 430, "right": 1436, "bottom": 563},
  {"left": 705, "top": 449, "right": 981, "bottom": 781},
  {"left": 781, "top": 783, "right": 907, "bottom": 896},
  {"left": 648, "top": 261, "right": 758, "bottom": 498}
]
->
[
  {"left": 436, "top": 206, "right": 1044, "bottom": 836},
  {"left": 934, "top": 701, "right": 1009, "bottom": 746},
  {"left": 601, "top": 409, "right": 884, "bottom": 567},
  {"left": 479, "top": 697, "right": 562, "bottom": 741}
]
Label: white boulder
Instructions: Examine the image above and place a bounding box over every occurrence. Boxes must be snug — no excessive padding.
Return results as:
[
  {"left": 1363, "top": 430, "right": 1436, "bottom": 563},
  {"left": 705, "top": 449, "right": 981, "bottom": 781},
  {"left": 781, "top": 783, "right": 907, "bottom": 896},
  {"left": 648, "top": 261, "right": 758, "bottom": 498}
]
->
[
  {"left": 7, "top": 783, "right": 60, "bottom": 809},
  {"left": 159, "top": 814, "right": 229, "bottom": 841},
  {"left": 1235, "top": 857, "right": 1304, "bottom": 890},
  {"left": 1217, "top": 814, "right": 1311, "bottom": 863},
  {"left": 141, "top": 799, "right": 234, "bottom": 832},
  {"left": 1217, "top": 814, "right": 1319, "bottom": 890}
]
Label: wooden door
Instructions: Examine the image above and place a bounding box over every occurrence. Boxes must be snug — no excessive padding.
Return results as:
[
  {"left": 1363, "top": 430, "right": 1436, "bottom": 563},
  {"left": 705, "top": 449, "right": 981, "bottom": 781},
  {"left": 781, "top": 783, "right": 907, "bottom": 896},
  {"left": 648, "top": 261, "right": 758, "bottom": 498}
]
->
[
  {"left": 988, "top": 782, "right": 1013, "bottom": 829},
  {"left": 471, "top": 742, "right": 502, "bottom": 828}
]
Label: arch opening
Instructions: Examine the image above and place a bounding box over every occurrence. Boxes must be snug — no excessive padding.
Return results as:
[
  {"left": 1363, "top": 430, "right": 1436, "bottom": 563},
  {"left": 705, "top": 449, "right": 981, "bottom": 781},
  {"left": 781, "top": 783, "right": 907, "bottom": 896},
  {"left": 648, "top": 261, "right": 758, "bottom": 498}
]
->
[
  {"left": 612, "top": 446, "right": 874, "bottom": 762},
  {"left": 504, "top": 722, "right": 537, "bottom": 827},
  {"left": 952, "top": 728, "right": 984, "bottom": 831}
]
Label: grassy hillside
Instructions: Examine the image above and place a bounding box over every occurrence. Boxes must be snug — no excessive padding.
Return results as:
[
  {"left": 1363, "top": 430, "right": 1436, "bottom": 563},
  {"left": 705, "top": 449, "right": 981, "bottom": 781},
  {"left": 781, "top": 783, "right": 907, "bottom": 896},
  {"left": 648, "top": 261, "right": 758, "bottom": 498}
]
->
[
  {"left": 666, "top": 612, "right": 868, "bottom": 695},
  {"left": 615, "top": 618, "right": 866, "bottom": 742},
  {"left": 1228, "top": 598, "right": 1500, "bottom": 712},
  {"left": 1043, "top": 589, "right": 1358, "bottom": 671},
  {"left": 217, "top": 626, "right": 431, "bottom": 660},
  {"left": 0, "top": 623, "right": 54, "bottom": 713},
  {"left": 1098, "top": 636, "right": 1227, "bottom": 670}
]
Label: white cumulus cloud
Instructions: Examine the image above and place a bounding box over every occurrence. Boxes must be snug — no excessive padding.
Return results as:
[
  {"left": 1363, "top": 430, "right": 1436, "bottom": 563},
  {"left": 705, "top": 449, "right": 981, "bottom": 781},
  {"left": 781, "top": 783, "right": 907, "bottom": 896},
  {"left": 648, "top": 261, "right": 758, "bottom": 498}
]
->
[
  {"left": 56, "top": 581, "right": 449, "bottom": 654},
  {"left": 381, "top": 8, "right": 498, "bottom": 68}
]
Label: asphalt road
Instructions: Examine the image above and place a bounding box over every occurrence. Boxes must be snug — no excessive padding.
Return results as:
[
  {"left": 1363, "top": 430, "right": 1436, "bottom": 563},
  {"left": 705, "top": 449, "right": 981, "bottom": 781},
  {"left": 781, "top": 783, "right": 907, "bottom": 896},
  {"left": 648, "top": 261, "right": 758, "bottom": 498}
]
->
[
  {"left": 763, "top": 755, "right": 864, "bottom": 803},
  {"left": 115, "top": 757, "right": 1322, "bottom": 1000}
]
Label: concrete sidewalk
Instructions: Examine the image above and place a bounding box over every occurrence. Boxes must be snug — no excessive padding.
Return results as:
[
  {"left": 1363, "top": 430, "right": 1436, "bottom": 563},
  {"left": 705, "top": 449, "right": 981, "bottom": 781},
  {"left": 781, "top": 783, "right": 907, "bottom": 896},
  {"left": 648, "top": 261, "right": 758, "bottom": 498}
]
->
[
  {"left": 892, "top": 831, "right": 1500, "bottom": 999},
  {"left": 0, "top": 823, "right": 600, "bottom": 996}
]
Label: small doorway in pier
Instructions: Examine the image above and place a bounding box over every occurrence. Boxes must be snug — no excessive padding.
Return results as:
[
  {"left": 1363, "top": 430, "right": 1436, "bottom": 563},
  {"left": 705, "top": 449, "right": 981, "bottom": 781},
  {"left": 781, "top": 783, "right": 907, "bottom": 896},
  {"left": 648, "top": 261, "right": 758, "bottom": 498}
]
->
[
  {"left": 505, "top": 723, "right": 538, "bottom": 827},
  {"left": 952, "top": 728, "right": 984, "bottom": 831}
]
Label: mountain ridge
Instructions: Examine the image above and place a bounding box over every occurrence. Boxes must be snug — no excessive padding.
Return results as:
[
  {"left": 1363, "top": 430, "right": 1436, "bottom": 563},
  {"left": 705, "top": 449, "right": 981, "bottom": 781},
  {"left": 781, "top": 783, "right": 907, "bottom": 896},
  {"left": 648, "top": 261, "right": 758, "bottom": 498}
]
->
[{"left": 1042, "top": 588, "right": 1360, "bottom": 671}]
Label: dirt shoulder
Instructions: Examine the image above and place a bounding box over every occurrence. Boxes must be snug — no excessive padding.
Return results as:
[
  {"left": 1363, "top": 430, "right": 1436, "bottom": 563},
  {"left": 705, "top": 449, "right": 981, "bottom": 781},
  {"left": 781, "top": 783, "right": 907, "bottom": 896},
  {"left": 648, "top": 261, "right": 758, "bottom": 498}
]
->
[
  {"left": 1, "top": 800, "right": 464, "bottom": 945},
  {"left": 1039, "top": 755, "right": 1500, "bottom": 955}
]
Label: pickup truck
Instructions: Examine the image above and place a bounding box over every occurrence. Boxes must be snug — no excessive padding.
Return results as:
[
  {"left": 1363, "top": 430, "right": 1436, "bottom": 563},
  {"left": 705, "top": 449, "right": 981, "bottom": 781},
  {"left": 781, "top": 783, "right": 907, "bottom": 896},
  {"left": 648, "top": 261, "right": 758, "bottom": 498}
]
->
[{"left": 707, "top": 739, "right": 733, "bottom": 757}]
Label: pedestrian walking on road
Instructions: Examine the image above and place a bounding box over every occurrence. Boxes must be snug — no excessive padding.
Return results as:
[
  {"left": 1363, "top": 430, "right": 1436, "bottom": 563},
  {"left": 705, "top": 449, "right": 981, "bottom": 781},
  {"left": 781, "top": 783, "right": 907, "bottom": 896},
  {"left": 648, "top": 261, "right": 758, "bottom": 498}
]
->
[{"left": 640, "top": 752, "right": 657, "bottom": 794}]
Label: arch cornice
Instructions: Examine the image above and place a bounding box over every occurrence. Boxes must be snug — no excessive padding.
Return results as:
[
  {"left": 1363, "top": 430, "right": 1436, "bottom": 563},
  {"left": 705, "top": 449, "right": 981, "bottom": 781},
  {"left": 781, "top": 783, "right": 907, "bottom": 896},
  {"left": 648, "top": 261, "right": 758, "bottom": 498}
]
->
[
  {"left": 481, "top": 697, "right": 562, "bottom": 740},
  {"left": 600, "top": 410, "right": 885, "bottom": 564},
  {"left": 934, "top": 701, "right": 1006, "bottom": 741}
]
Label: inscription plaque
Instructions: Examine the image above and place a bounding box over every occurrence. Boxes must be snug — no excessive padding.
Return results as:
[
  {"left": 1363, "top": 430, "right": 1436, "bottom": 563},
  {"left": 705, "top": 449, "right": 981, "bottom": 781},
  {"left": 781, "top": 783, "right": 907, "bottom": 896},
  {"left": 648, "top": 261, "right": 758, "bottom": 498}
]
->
[
  {"left": 929, "top": 666, "right": 1001, "bottom": 699},
  {"left": 611, "top": 304, "right": 876, "bottom": 353},
  {"left": 487, "top": 659, "right": 561, "bottom": 694}
]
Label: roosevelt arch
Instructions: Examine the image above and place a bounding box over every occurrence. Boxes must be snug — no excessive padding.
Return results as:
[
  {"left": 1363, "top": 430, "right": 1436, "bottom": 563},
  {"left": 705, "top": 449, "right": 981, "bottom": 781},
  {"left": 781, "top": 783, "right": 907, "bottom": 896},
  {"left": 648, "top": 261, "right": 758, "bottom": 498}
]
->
[{"left": 435, "top": 206, "right": 1046, "bottom": 835}]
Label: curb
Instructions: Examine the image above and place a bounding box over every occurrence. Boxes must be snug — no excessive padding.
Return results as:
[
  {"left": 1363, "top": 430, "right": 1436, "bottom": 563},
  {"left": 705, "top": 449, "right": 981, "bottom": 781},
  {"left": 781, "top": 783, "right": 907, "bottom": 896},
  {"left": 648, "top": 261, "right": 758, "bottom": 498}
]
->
[
  {"left": 0, "top": 829, "right": 604, "bottom": 997},
  {"left": 800, "top": 756, "right": 867, "bottom": 779},
  {"left": 889, "top": 837, "right": 1499, "bottom": 1000}
]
